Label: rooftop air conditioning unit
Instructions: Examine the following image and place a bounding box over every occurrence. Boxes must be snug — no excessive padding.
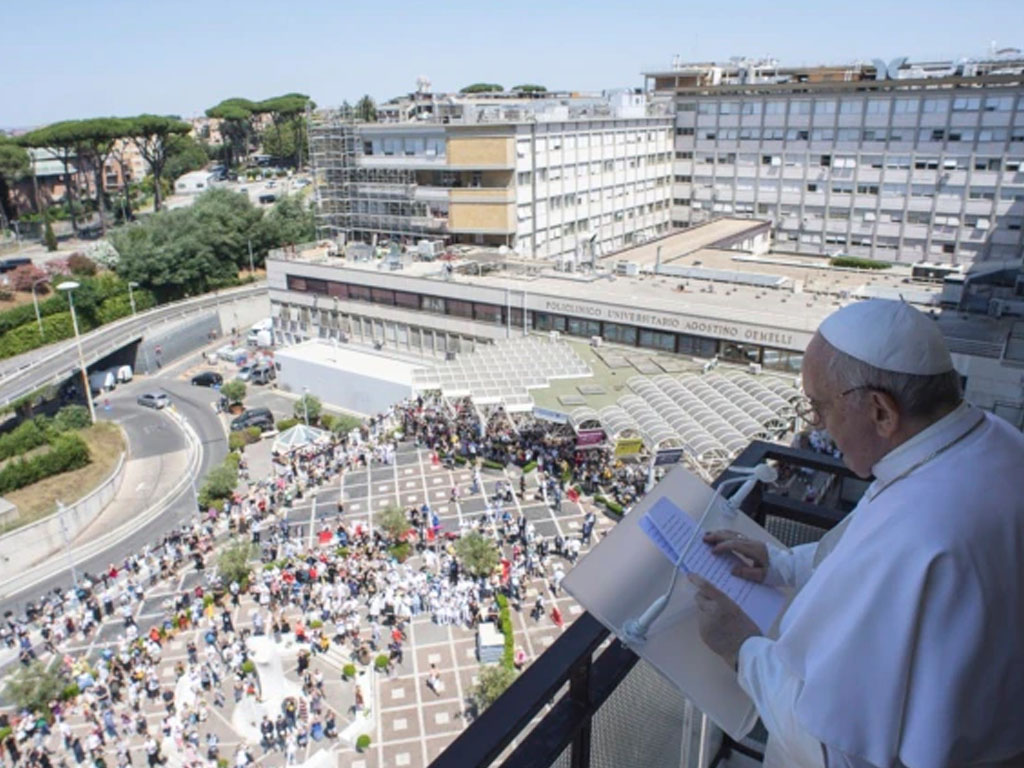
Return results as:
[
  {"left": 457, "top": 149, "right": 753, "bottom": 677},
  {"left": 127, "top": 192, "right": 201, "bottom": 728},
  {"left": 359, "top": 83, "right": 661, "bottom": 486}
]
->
[
  {"left": 748, "top": 362, "right": 763, "bottom": 375},
  {"left": 591, "top": 336, "right": 603, "bottom": 347}
]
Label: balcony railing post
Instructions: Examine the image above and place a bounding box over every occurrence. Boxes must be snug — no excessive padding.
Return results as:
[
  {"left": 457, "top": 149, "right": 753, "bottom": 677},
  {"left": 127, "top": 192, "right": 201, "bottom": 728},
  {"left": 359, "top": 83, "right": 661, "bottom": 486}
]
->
[{"left": 569, "top": 655, "right": 593, "bottom": 768}]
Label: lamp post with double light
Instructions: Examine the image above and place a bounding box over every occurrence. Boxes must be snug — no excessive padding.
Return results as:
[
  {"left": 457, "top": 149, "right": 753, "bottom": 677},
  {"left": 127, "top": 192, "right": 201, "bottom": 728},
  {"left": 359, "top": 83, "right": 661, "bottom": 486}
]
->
[
  {"left": 31, "top": 277, "right": 49, "bottom": 339},
  {"left": 128, "top": 281, "right": 139, "bottom": 316}
]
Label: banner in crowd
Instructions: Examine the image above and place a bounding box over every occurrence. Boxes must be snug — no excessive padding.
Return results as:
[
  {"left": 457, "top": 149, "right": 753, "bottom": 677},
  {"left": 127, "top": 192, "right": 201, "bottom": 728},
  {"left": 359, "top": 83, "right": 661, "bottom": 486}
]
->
[
  {"left": 613, "top": 437, "right": 644, "bottom": 457},
  {"left": 576, "top": 429, "right": 606, "bottom": 449},
  {"left": 654, "top": 447, "right": 685, "bottom": 466},
  {"left": 533, "top": 406, "right": 569, "bottom": 424}
]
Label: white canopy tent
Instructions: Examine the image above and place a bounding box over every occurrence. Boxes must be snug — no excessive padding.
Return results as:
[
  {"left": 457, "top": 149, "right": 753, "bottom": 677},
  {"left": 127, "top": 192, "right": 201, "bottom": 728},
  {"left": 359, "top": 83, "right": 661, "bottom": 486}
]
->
[{"left": 273, "top": 424, "right": 331, "bottom": 454}]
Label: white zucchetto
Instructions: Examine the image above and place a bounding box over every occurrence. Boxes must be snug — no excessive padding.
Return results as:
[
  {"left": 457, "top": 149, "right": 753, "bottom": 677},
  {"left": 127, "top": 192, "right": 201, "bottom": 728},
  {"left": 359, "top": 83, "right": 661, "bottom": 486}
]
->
[{"left": 818, "top": 299, "right": 953, "bottom": 375}]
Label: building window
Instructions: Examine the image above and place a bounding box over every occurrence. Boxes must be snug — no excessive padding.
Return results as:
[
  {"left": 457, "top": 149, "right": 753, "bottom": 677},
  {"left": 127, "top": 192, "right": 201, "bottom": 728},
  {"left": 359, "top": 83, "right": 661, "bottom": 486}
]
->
[
  {"left": 638, "top": 329, "right": 675, "bottom": 352},
  {"left": 328, "top": 282, "right": 347, "bottom": 299},
  {"left": 347, "top": 284, "right": 371, "bottom": 302},
  {"left": 286, "top": 275, "right": 307, "bottom": 292},
  {"left": 533, "top": 312, "right": 566, "bottom": 332},
  {"left": 446, "top": 299, "right": 473, "bottom": 319},
  {"left": 720, "top": 341, "right": 760, "bottom": 365},
  {"left": 370, "top": 288, "right": 394, "bottom": 305},
  {"left": 814, "top": 100, "right": 836, "bottom": 115},
  {"left": 602, "top": 323, "right": 637, "bottom": 346},
  {"left": 567, "top": 318, "right": 601, "bottom": 338},
  {"left": 394, "top": 291, "right": 419, "bottom": 309},
  {"left": 473, "top": 303, "right": 502, "bottom": 324},
  {"left": 421, "top": 295, "right": 445, "bottom": 314}
]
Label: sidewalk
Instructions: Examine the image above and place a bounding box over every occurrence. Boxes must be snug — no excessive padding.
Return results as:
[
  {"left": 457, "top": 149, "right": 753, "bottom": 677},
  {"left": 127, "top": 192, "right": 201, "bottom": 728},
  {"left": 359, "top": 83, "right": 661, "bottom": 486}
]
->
[{"left": 72, "top": 446, "right": 189, "bottom": 546}]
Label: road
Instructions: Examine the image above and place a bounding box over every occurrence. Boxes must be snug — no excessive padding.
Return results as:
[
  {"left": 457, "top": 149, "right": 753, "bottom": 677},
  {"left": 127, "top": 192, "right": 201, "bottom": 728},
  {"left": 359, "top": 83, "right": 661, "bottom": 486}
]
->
[
  {"left": 0, "top": 282, "right": 266, "bottom": 407},
  {"left": 0, "top": 359, "right": 228, "bottom": 617}
]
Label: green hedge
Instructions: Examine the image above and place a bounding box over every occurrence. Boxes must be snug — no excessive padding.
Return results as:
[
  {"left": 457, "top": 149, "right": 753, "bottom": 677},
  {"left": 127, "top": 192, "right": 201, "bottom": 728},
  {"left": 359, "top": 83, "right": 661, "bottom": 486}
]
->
[
  {"left": 0, "top": 433, "right": 90, "bottom": 494},
  {"left": 496, "top": 593, "right": 515, "bottom": 671},
  {"left": 594, "top": 494, "right": 624, "bottom": 517},
  {"left": 228, "top": 432, "right": 247, "bottom": 452},
  {"left": 830, "top": 256, "right": 891, "bottom": 270},
  {"left": 276, "top": 417, "right": 299, "bottom": 432},
  {"left": 356, "top": 734, "right": 371, "bottom": 751},
  {"left": 54, "top": 405, "right": 90, "bottom": 431},
  {"left": 482, "top": 458, "right": 505, "bottom": 470},
  {"left": 0, "top": 418, "right": 50, "bottom": 460},
  {"left": 454, "top": 455, "right": 468, "bottom": 465},
  {"left": 389, "top": 541, "right": 412, "bottom": 562},
  {"left": 520, "top": 460, "right": 537, "bottom": 474}
]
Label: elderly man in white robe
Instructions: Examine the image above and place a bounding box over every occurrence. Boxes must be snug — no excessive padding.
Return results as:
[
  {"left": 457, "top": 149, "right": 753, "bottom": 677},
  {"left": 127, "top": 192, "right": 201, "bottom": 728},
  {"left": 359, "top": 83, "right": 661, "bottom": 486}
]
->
[{"left": 691, "top": 299, "right": 1024, "bottom": 768}]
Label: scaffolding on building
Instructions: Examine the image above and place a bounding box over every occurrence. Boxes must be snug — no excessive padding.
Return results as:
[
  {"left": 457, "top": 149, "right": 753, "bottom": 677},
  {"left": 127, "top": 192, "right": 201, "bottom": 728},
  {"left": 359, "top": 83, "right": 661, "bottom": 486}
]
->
[{"left": 307, "top": 110, "right": 447, "bottom": 246}]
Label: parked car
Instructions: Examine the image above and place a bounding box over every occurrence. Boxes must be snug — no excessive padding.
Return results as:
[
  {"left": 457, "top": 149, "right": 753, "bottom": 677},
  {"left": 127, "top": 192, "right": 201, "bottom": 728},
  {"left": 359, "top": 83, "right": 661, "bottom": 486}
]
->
[
  {"left": 191, "top": 371, "right": 223, "bottom": 387},
  {"left": 230, "top": 407, "right": 274, "bottom": 432},
  {"left": 235, "top": 366, "right": 253, "bottom": 382},
  {"left": 250, "top": 363, "right": 276, "bottom": 385},
  {"left": 137, "top": 392, "right": 170, "bottom": 409}
]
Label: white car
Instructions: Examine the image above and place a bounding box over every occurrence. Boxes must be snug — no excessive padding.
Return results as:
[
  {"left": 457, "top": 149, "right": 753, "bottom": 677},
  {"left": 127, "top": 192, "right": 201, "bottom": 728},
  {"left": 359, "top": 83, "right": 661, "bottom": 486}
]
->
[{"left": 137, "top": 392, "right": 170, "bottom": 409}]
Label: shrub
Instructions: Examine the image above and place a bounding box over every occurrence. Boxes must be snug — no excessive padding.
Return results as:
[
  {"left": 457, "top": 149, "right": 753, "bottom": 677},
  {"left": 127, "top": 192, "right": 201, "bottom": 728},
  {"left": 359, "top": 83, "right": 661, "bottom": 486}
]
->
[
  {"left": 220, "top": 380, "right": 246, "bottom": 404},
  {"left": 482, "top": 458, "right": 505, "bottom": 470},
  {"left": 54, "top": 405, "right": 91, "bottom": 432},
  {"left": 356, "top": 734, "right": 371, "bottom": 751},
  {"left": 521, "top": 460, "right": 537, "bottom": 474},
  {"left": 374, "top": 654, "right": 389, "bottom": 670},
  {"left": 454, "top": 455, "right": 468, "bottom": 465},
  {"left": 219, "top": 538, "right": 257, "bottom": 589},
  {"left": 67, "top": 253, "right": 98, "bottom": 276},
  {"left": 0, "top": 417, "right": 50, "bottom": 460},
  {"left": 472, "top": 664, "right": 517, "bottom": 711},
  {"left": 454, "top": 531, "right": 500, "bottom": 578},
  {"left": 318, "top": 413, "right": 336, "bottom": 431},
  {"left": 330, "top": 414, "right": 362, "bottom": 435},
  {"left": 198, "top": 461, "right": 238, "bottom": 507},
  {"left": 228, "top": 432, "right": 247, "bottom": 452},
  {"left": 0, "top": 432, "right": 90, "bottom": 494},
  {"left": 8, "top": 263, "right": 48, "bottom": 292},
  {"left": 389, "top": 541, "right": 412, "bottom": 562},
  {"left": 4, "top": 660, "right": 67, "bottom": 715},
  {"left": 496, "top": 593, "right": 515, "bottom": 671},
  {"left": 43, "top": 217, "right": 57, "bottom": 251},
  {"left": 830, "top": 255, "right": 891, "bottom": 270},
  {"left": 240, "top": 659, "right": 256, "bottom": 676},
  {"left": 293, "top": 394, "right": 321, "bottom": 423},
  {"left": 60, "top": 682, "right": 80, "bottom": 701},
  {"left": 245, "top": 426, "right": 262, "bottom": 443},
  {"left": 276, "top": 417, "right": 299, "bottom": 432},
  {"left": 378, "top": 505, "right": 409, "bottom": 541},
  {"left": 342, "top": 663, "right": 356, "bottom": 679},
  {"left": 203, "top": 594, "right": 215, "bottom": 607}
]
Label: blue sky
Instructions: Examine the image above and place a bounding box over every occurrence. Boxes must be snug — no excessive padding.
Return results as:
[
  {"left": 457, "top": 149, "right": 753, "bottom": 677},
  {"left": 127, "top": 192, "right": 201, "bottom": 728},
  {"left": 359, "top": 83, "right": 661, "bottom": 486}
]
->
[{"left": 3, "top": 0, "right": 1020, "bottom": 128}]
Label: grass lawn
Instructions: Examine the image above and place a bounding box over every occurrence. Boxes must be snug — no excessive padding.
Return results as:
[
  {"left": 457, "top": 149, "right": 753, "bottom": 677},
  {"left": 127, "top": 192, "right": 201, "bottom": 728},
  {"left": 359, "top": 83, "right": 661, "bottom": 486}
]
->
[{"left": 1, "top": 421, "right": 125, "bottom": 534}]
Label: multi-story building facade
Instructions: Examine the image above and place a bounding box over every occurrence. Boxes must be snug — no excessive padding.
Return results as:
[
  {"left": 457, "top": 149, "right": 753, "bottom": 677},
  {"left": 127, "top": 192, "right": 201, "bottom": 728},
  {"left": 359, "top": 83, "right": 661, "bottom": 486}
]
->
[
  {"left": 309, "top": 94, "right": 674, "bottom": 261},
  {"left": 644, "top": 55, "right": 1024, "bottom": 265}
]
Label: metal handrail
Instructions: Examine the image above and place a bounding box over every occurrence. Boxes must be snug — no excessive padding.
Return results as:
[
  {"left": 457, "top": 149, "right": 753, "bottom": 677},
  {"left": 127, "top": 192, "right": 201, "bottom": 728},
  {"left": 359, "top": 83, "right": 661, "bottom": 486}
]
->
[{"left": 429, "top": 440, "right": 859, "bottom": 768}]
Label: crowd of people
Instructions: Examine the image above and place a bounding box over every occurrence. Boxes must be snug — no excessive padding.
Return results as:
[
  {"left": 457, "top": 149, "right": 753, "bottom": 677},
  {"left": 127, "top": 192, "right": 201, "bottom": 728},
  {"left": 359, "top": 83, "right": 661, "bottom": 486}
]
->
[{"left": 0, "top": 392, "right": 634, "bottom": 768}]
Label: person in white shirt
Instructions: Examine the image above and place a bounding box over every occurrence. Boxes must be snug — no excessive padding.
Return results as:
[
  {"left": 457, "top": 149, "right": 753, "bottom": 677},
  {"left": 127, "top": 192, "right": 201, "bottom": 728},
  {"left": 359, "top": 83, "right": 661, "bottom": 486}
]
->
[{"left": 692, "top": 300, "right": 1024, "bottom": 768}]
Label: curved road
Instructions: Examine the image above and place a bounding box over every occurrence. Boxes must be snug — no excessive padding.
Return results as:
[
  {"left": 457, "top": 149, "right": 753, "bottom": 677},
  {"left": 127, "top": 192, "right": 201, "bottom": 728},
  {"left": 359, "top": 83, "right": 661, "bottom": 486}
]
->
[
  {"left": 0, "top": 361, "right": 228, "bottom": 616},
  {"left": 0, "top": 282, "right": 266, "bottom": 408}
]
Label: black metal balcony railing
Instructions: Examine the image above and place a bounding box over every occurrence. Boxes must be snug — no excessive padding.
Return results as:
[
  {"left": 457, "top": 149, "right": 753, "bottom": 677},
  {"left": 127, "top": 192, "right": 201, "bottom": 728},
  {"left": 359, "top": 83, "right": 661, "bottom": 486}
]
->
[{"left": 431, "top": 440, "right": 862, "bottom": 768}]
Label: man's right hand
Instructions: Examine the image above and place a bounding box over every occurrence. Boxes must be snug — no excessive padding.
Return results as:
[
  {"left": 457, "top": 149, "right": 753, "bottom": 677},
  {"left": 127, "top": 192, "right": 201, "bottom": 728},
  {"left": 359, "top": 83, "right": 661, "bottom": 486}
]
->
[{"left": 703, "top": 530, "right": 769, "bottom": 583}]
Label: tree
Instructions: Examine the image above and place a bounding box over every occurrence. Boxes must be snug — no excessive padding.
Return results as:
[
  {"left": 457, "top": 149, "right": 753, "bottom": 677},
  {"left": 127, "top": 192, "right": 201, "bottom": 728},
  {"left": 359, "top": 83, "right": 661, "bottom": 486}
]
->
[
  {"left": 206, "top": 98, "right": 258, "bottom": 168},
  {"left": 163, "top": 134, "right": 210, "bottom": 182},
  {"left": 459, "top": 83, "right": 504, "bottom": 94},
  {"left": 67, "top": 253, "right": 97, "bottom": 276},
  {"left": 355, "top": 95, "right": 377, "bottom": 122},
  {"left": 43, "top": 213, "right": 57, "bottom": 252},
  {"left": 255, "top": 195, "right": 314, "bottom": 259},
  {"left": 4, "top": 660, "right": 67, "bottom": 714},
  {"left": 454, "top": 531, "right": 500, "bottom": 578},
  {"left": 258, "top": 93, "right": 313, "bottom": 168},
  {"left": 512, "top": 84, "right": 546, "bottom": 93},
  {"left": 294, "top": 393, "right": 321, "bottom": 423},
  {"left": 217, "top": 537, "right": 256, "bottom": 587},
  {"left": 378, "top": 506, "right": 410, "bottom": 542},
  {"left": 75, "top": 117, "right": 130, "bottom": 235},
  {"left": 108, "top": 140, "right": 137, "bottom": 221},
  {"left": 200, "top": 462, "right": 239, "bottom": 507},
  {"left": 20, "top": 121, "right": 86, "bottom": 235},
  {"left": 0, "top": 136, "right": 30, "bottom": 224},
  {"left": 126, "top": 115, "right": 191, "bottom": 211},
  {"left": 220, "top": 380, "right": 246, "bottom": 404},
  {"left": 472, "top": 664, "right": 517, "bottom": 711}
]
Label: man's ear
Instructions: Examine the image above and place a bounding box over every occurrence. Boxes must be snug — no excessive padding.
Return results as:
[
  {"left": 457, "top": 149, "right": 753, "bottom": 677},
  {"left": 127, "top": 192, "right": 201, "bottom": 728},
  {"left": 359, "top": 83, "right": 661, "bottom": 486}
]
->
[{"left": 869, "top": 389, "right": 901, "bottom": 439}]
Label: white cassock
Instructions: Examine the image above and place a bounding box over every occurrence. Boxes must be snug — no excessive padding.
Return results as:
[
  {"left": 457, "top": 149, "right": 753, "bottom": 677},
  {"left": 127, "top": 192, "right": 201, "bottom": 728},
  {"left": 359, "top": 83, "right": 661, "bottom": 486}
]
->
[{"left": 738, "top": 403, "right": 1024, "bottom": 768}]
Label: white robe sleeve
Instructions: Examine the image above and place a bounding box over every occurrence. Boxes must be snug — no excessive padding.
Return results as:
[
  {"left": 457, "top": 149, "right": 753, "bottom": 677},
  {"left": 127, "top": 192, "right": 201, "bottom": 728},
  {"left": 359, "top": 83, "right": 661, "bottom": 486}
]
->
[
  {"left": 763, "top": 542, "right": 818, "bottom": 590},
  {"left": 737, "top": 637, "right": 826, "bottom": 768}
]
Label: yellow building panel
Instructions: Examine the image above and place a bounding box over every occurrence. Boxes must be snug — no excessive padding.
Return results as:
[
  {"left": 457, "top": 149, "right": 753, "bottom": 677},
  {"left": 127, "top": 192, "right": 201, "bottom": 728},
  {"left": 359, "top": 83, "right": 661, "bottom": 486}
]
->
[
  {"left": 450, "top": 187, "right": 515, "bottom": 203},
  {"left": 446, "top": 137, "right": 514, "bottom": 167},
  {"left": 449, "top": 202, "right": 515, "bottom": 232}
]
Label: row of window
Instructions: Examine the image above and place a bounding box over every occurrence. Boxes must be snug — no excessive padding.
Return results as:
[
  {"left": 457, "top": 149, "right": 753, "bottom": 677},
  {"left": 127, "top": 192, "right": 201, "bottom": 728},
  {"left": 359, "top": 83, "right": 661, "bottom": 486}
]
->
[
  {"left": 679, "top": 94, "right": 1020, "bottom": 117},
  {"left": 691, "top": 177, "right": 1024, "bottom": 201},
  {"left": 681, "top": 126, "right": 1024, "bottom": 144},
  {"left": 281, "top": 279, "right": 802, "bottom": 370},
  {"left": 690, "top": 152, "right": 1021, "bottom": 172},
  {"left": 523, "top": 131, "right": 671, "bottom": 152},
  {"left": 516, "top": 157, "right": 672, "bottom": 185}
]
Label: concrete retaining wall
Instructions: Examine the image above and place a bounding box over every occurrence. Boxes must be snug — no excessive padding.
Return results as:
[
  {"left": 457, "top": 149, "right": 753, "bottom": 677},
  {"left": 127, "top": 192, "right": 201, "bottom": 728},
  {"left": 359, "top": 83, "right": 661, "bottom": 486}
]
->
[{"left": 0, "top": 448, "right": 126, "bottom": 572}]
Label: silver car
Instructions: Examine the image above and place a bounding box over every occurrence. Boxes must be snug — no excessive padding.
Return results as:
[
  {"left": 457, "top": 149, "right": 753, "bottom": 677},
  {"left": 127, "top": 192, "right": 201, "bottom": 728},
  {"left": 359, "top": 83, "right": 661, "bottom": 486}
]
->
[{"left": 137, "top": 392, "right": 170, "bottom": 409}]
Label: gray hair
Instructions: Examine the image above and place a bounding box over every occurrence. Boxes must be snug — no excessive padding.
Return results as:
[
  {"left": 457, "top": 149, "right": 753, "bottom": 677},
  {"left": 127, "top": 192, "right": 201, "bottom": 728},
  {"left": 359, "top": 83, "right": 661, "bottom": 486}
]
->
[{"left": 822, "top": 341, "right": 962, "bottom": 421}]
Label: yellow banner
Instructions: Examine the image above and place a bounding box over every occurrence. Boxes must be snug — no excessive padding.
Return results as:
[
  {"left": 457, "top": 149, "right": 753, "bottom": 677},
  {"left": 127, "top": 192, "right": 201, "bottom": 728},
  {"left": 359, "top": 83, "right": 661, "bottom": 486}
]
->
[{"left": 613, "top": 437, "right": 644, "bottom": 458}]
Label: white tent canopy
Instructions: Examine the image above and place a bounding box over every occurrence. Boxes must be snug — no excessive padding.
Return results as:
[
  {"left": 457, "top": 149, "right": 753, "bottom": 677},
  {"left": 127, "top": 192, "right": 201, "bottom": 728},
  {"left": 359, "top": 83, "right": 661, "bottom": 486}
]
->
[{"left": 273, "top": 424, "right": 330, "bottom": 453}]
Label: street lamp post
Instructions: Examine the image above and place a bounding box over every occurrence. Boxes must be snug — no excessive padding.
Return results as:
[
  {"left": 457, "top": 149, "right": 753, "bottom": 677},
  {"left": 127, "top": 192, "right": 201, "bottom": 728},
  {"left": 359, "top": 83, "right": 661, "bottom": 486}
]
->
[
  {"left": 128, "top": 281, "right": 139, "bottom": 316},
  {"left": 247, "top": 238, "right": 255, "bottom": 275},
  {"left": 31, "top": 277, "right": 49, "bottom": 339},
  {"left": 57, "top": 280, "right": 97, "bottom": 425},
  {"left": 302, "top": 386, "right": 309, "bottom": 426}
]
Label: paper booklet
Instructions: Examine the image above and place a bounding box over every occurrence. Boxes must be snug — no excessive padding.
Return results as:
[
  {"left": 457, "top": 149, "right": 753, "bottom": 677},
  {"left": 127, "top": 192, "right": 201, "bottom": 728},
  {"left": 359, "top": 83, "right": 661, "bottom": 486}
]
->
[{"left": 562, "top": 464, "right": 791, "bottom": 741}]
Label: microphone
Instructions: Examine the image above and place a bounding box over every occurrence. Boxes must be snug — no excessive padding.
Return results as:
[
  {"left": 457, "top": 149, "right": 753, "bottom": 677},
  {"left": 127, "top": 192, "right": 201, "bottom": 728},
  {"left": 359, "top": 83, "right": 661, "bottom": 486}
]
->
[
  {"left": 621, "top": 463, "right": 776, "bottom": 646},
  {"left": 723, "top": 464, "right": 778, "bottom": 518}
]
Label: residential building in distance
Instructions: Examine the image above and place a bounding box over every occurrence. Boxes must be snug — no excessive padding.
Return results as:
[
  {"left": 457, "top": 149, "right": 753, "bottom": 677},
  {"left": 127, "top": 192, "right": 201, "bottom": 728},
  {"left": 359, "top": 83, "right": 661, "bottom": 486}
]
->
[
  {"left": 644, "top": 51, "right": 1024, "bottom": 265},
  {"left": 308, "top": 91, "right": 674, "bottom": 261}
]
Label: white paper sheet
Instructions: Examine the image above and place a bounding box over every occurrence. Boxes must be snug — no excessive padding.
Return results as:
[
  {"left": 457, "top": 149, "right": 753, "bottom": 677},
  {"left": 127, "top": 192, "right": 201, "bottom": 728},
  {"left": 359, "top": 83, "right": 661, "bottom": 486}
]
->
[{"left": 639, "top": 496, "right": 786, "bottom": 633}]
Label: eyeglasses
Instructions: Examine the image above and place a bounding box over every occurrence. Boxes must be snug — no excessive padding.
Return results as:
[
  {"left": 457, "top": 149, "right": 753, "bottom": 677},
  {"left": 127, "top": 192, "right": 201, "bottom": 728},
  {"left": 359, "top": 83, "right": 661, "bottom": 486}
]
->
[{"left": 794, "top": 385, "right": 881, "bottom": 427}]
